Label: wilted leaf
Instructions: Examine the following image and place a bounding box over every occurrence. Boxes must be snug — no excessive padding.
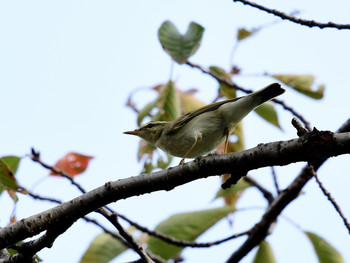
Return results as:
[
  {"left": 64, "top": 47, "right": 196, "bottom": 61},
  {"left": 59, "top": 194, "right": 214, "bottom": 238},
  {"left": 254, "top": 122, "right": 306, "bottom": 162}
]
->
[
  {"left": 229, "top": 122, "right": 245, "bottom": 153},
  {"left": 148, "top": 206, "right": 235, "bottom": 259},
  {"left": 306, "top": 231, "right": 344, "bottom": 263},
  {"left": 7, "top": 190, "right": 19, "bottom": 203},
  {"left": 272, "top": 74, "right": 324, "bottom": 99},
  {"left": 157, "top": 153, "right": 173, "bottom": 169},
  {"left": 141, "top": 161, "right": 155, "bottom": 174},
  {"left": 254, "top": 102, "right": 282, "bottom": 129},
  {"left": 179, "top": 89, "right": 206, "bottom": 113},
  {"left": 80, "top": 232, "right": 128, "bottom": 263},
  {"left": 158, "top": 20, "right": 204, "bottom": 64},
  {"left": 51, "top": 152, "right": 94, "bottom": 177},
  {"left": 137, "top": 139, "right": 156, "bottom": 162},
  {"left": 237, "top": 27, "right": 259, "bottom": 41},
  {"left": 0, "top": 158, "right": 19, "bottom": 190},
  {"left": 253, "top": 240, "right": 276, "bottom": 263},
  {"left": 10, "top": 215, "right": 17, "bottom": 224}
]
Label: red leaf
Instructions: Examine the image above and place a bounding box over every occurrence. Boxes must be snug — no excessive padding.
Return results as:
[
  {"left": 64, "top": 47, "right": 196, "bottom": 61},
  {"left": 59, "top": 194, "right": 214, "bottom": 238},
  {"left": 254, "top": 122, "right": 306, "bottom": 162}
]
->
[{"left": 51, "top": 152, "right": 94, "bottom": 177}]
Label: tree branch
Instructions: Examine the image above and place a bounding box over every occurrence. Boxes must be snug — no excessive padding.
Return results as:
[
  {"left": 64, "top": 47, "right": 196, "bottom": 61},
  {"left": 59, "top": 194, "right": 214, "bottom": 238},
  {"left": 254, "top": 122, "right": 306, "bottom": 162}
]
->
[
  {"left": 96, "top": 208, "right": 156, "bottom": 263},
  {"left": 116, "top": 209, "right": 249, "bottom": 248},
  {"left": 226, "top": 165, "right": 315, "bottom": 263},
  {"left": 311, "top": 168, "right": 350, "bottom": 234},
  {"left": 243, "top": 176, "right": 274, "bottom": 204},
  {"left": 233, "top": 0, "right": 350, "bottom": 30},
  {"left": 30, "top": 149, "right": 87, "bottom": 194},
  {"left": 186, "top": 61, "right": 312, "bottom": 131},
  {"left": 6, "top": 221, "right": 73, "bottom": 263},
  {"left": 225, "top": 119, "right": 350, "bottom": 262},
  {"left": 1, "top": 129, "right": 350, "bottom": 249}
]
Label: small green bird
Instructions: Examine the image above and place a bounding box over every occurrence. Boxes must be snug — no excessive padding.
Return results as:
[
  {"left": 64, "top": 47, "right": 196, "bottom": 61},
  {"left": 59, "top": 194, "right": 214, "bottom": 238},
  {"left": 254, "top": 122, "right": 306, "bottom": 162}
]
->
[{"left": 124, "top": 83, "right": 284, "bottom": 164}]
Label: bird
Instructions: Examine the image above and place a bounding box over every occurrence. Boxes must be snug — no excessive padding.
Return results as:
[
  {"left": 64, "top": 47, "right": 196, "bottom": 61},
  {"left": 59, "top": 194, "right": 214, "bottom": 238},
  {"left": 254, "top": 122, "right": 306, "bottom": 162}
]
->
[{"left": 124, "top": 83, "right": 285, "bottom": 164}]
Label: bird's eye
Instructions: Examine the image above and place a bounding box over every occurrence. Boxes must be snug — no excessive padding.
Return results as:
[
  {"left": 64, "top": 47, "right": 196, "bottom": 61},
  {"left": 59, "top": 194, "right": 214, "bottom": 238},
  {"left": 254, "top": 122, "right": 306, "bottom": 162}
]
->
[{"left": 146, "top": 123, "right": 155, "bottom": 129}]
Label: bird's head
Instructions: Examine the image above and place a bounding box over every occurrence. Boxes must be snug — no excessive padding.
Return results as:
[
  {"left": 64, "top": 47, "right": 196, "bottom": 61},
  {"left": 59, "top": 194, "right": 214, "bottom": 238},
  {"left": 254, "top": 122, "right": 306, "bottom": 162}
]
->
[{"left": 123, "top": 121, "right": 168, "bottom": 145}]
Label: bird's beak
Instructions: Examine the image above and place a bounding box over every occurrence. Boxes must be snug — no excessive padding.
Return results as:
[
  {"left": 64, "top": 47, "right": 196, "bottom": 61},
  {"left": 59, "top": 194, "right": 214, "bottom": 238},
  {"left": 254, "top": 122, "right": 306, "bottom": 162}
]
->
[{"left": 123, "top": 130, "right": 139, "bottom": 136}]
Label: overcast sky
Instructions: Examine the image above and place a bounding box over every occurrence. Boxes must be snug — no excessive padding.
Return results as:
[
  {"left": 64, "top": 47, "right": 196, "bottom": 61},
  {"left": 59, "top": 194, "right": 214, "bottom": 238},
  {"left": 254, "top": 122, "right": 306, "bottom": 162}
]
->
[{"left": 1, "top": 1, "right": 350, "bottom": 262}]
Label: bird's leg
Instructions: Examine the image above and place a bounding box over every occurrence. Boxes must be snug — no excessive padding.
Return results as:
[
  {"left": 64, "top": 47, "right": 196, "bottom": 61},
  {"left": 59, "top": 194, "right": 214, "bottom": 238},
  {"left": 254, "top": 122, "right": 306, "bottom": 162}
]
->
[
  {"left": 179, "top": 133, "right": 202, "bottom": 164},
  {"left": 223, "top": 128, "right": 230, "bottom": 154}
]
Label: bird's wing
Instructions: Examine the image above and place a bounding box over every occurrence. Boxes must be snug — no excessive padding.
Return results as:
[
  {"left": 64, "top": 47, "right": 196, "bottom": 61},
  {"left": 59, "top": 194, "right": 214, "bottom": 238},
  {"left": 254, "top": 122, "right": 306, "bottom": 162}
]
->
[{"left": 165, "top": 96, "right": 243, "bottom": 135}]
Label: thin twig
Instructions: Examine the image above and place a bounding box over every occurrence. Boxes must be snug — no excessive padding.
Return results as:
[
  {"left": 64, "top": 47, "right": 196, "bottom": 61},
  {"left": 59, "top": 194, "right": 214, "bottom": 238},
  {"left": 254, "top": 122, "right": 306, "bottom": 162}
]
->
[
  {"left": 273, "top": 99, "right": 311, "bottom": 131},
  {"left": 270, "top": 167, "right": 281, "bottom": 194},
  {"left": 126, "top": 95, "right": 140, "bottom": 114},
  {"left": 82, "top": 216, "right": 130, "bottom": 247},
  {"left": 233, "top": 0, "right": 350, "bottom": 30},
  {"left": 114, "top": 209, "right": 249, "bottom": 248},
  {"left": 310, "top": 166, "right": 350, "bottom": 234},
  {"left": 97, "top": 209, "right": 156, "bottom": 263},
  {"left": 29, "top": 150, "right": 139, "bottom": 250},
  {"left": 30, "top": 148, "right": 86, "bottom": 194},
  {"left": 291, "top": 117, "right": 310, "bottom": 136},
  {"left": 186, "top": 61, "right": 248, "bottom": 93},
  {"left": 22, "top": 186, "right": 130, "bottom": 248},
  {"left": 23, "top": 188, "right": 62, "bottom": 204},
  {"left": 243, "top": 176, "right": 274, "bottom": 204}
]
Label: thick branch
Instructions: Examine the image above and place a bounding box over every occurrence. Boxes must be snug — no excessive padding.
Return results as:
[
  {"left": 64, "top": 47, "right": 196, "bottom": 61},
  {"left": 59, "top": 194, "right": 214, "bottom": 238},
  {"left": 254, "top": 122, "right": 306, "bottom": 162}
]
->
[
  {"left": 226, "top": 165, "right": 314, "bottom": 263},
  {"left": 1, "top": 130, "right": 350, "bottom": 249},
  {"left": 225, "top": 120, "right": 350, "bottom": 262},
  {"left": 7, "top": 221, "right": 73, "bottom": 263}
]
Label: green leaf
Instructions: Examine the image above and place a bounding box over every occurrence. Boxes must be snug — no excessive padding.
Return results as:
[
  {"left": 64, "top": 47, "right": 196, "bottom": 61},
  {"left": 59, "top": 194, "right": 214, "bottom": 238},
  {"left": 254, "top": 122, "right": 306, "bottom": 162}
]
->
[
  {"left": 142, "top": 161, "right": 155, "bottom": 174},
  {"left": 179, "top": 89, "right": 206, "bottom": 113},
  {"left": 7, "top": 247, "right": 42, "bottom": 261},
  {"left": 136, "top": 82, "right": 180, "bottom": 172},
  {"left": 272, "top": 74, "right": 324, "bottom": 99},
  {"left": 136, "top": 82, "right": 181, "bottom": 126},
  {"left": 215, "top": 178, "right": 251, "bottom": 199},
  {"left": 147, "top": 206, "right": 235, "bottom": 259},
  {"left": 158, "top": 20, "right": 204, "bottom": 64},
  {"left": 237, "top": 27, "right": 259, "bottom": 41},
  {"left": 254, "top": 102, "right": 282, "bottom": 129},
  {"left": 157, "top": 153, "right": 173, "bottom": 169},
  {"left": 137, "top": 99, "right": 160, "bottom": 126},
  {"left": 306, "top": 232, "right": 344, "bottom": 263},
  {"left": 80, "top": 232, "right": 128, "bottom": 263},
  {"left": 0, "top": 184, "right": 4, "bottom": 196},
  {"left": 158, "top": 81, "right": 181, "bottom": 121},
  {"left": 1, "top": 156, "right": 21, "bottom": 175},
  {"left": 209, "top": 66, "right": 236, "bottom": 99},
  {"left": 253, "top": 240, "right": 276, "bottom": 263},
  {"left": 0, "top": 158, "right": 19, "bottom": 190}
]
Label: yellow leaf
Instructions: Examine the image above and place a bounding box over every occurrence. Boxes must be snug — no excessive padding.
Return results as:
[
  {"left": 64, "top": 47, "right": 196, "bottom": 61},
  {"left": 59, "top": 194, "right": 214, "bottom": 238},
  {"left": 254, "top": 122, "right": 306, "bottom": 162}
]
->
[{"left": 272, "top": 74, "right": 324, "bottom": 99}]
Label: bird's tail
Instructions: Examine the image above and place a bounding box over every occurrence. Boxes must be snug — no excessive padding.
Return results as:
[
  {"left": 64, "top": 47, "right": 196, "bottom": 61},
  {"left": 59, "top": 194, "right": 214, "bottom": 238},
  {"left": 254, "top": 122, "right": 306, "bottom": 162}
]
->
[{"left": 251, "top": 83, "right": 285, "bottom": 105}]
